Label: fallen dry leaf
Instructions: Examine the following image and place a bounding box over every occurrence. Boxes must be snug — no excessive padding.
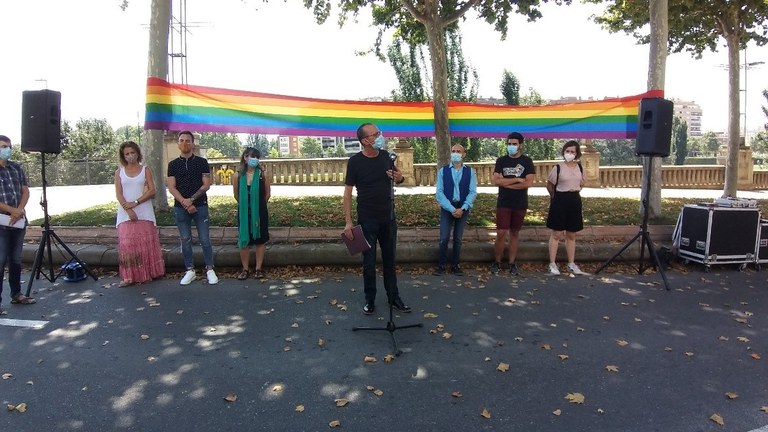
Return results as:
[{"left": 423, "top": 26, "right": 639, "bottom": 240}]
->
[
  {"left": 14, "top": 403, "right": 27, "bottom": 413},
  {"left": 735, "top": 318, "right": 748, "bottom": 324},
  {"left": 295, "top": 404, "right": 305, "bottom": 412},
  {"left": 2, "top": 373, "right": 12, "bottom": 380},
  {"left": 565, "top": 393, "right": 585, "bottom": 404},
  {"left": 664, "top": 347, "right": 673, "bottom": 352},
  {"left": 710, "top": 413, "right": 724, "bottom": 426},
  {"left": 442, "top": 332, "right": 452, "bottom": 339},
  {"left": 558, "top": 355, "right": 569, "bottom": 361},
  {"left": 140, "top": 334, "right": 150, "bottom": 340},
  {"left": 383, "top": 354, "right": 395, "bottom": 363},
  {"left": 616, "top": 339, "right": 629, "bottom": 347},
  {"left": 480, "top": 408, "right": 491, "bottom": 419},
  {"left": 329, "top": 419, "right": 341, "bottom": 428},
  {"left": 718, "top": 336, "right": 729, "bottom": 341},
  {"left": 605, "top": 365, "right": 619, "bottom": 372},
  {"left": 223, "top": 393, "right": 237, "bottom": 402},
  {"left": 6, "top": 404, "right": 14, "bottom": 412},
  {"left": 760, "top": 406, "right": 768, "bottom": 413},
  {"left": 272, "top": 384, "right": 283, "bottom": 393},
  {"left": 364, "top": 356, "right": 377, "bottom": 363},
  {"left": 725, "top": 392, "right": 738, "bottom": 400},
  {"left": 373, "top": 389, "right": 384, "bottom": 396},
  {"left": 685, "top": 352, "right": 695, "bottom": 357},
  {"left": 451, "top": 391, "right": 462, "bottom": 398},
  {"left": 423, "top": 313, "right": 438, "bottom": 319},
  {"left": 553, "top": 409, "right": 562, "bottom": 416},
  {"left": 752, "top": 353, "right": 762, "bottom": 360},
  {"left": 541, "top": 344, "right": 552, "bottom": 351},
  {"left": 318, "top": 338, "right": 326, "bottom": 347},
  {"left": 597, "top": 408, "right": 604, "bottom": 414},
  {"left": 738, "top": 336, "right": 750, "bottom": 343},
  {"left": 291, "top": 323, "right": 299, "bottom": 328},
  {"left": 335, "top": 399, "right": 349, "bottom": 407},
  {"left": 514, "top": 336, "right": 523, "bottom": 341},
  {"left": 497, "top": 362, "right": 510, "bottom": 372}
]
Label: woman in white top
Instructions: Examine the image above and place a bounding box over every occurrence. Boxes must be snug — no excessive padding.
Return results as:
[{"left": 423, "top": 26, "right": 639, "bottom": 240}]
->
[
  {"left": 545, "top": 140, "right": 587, "bottom": 276},
  {"left": 114, "top": 141, "right": 165, "bottom": 286}
]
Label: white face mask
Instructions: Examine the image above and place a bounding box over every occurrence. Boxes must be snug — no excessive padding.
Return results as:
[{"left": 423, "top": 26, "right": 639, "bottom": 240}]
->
[
  {"left": 125, "top": 154, "right": 138, "bottom": 163},
  {"left": 564, "top": 153, "right": 576, "bottom": 162}
]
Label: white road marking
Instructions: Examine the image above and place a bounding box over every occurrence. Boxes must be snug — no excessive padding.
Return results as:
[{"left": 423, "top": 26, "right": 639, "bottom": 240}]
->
[{"left": 0, "top": 318, "right": 48, "bottom": 329}]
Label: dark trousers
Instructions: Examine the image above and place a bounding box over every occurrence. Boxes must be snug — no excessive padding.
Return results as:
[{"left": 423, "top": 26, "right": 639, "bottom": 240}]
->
[
  {"left": 438, "top": 208, "right": 470, "bottom": 267},
  {"left": 0, "top": 226, "right": 26, "bottom": 303},
  {"left": 360, "top": 219, "right": 399, "bottom": 304}
]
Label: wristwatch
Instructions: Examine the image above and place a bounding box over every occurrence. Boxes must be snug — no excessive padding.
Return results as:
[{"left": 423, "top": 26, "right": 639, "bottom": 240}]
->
[{"left": 133, "top": 199, "right": 140, "bottom": 205}]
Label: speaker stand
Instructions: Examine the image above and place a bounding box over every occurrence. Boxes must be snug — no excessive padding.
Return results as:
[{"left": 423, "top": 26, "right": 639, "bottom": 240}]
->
[
  {"left": 594, "top": 157, "right": 670, "bottom": 291},
  {"left": 27, "top": 153, "right": 97, "bottom": 295}
]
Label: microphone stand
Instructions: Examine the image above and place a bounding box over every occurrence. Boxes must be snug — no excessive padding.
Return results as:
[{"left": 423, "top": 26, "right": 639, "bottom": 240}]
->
[{"left": 353, "top": 151, "right": 422, "bottom": 356}]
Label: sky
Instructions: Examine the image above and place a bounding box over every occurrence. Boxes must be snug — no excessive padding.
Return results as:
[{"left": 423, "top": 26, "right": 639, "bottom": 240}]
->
[{"left": 2, "top": 0, "right": 767, "bottom": 143}]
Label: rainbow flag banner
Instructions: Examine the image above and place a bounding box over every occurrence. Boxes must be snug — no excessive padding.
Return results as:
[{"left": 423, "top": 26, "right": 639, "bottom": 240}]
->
[{"left": 145, "top": 78, "right": 663, "bottom": 139}]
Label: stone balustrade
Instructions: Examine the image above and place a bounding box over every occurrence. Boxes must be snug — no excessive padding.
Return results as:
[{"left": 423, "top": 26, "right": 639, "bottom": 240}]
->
[{"left": 208, "top": 150, "right": 768, "bottom": 190}]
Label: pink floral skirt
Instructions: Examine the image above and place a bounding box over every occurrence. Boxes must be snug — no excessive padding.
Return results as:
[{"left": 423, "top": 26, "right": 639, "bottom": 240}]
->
[{"left": 118, "top": 220, "right": 165, "bottom": 284}]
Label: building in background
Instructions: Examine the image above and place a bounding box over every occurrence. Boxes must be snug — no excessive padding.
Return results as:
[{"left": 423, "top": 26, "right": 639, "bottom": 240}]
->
[{"left": 671, "top": 99, "right": 703, "bottom": 137}]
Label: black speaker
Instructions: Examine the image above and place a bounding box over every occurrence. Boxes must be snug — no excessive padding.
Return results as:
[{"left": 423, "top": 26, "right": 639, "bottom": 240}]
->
[
  {"left": 635, "top": 97, "right": 673, "bottom": 157},
  {"left": 21, "top": 90, "right": 62, "bottom": 154}
]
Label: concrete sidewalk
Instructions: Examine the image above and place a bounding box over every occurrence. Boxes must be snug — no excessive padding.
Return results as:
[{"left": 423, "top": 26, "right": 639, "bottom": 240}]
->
[{"left": 2, "top": 266, "right": 768, "bottom": 432}]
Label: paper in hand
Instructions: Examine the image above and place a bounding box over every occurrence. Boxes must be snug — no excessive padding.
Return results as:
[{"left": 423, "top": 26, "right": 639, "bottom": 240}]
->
[{"left": 0, "top": 214, "right": 26, "bottom": 229}]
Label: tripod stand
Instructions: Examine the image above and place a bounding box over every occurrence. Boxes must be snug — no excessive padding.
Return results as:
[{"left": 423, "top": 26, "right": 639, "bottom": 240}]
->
[
  {"left": 27, "top": 153, "right": 97, "bottom": 296},
  {"left": 594, "top": 157, "right": 670, "bottom": 291},
  {"left": 352, "top": 151, "right": 422, "bottom": 356}
]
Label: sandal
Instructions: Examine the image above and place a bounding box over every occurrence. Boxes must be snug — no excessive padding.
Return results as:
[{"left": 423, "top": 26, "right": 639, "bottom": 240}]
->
[
  {"left": 11, "top": 294, "right": 36, "bottom": 305},
  {"left": 236, "top": 269, "right": 249, "bottom": 280},
  {"left": 118, "top": 280, "right": 134, "bottom": 288},
  {"left": 253, "top": 269, "right": 266, "bottom": 279}
]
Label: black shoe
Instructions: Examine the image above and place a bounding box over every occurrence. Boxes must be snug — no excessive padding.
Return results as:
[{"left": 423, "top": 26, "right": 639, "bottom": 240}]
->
[
  {"left": 363, "top": 303, "right": 375, "bottom": 315},
  {"left": 451, "top": 265, "right": 464, "bottom": 276},
  {"left": 391, "top": 297, "right": 412, "bottom": 313},
  {"left": 432, "top": 267, "right": 445, "bottom": 276},
  {"left": 490, "top": 262, "right": 501, "bottom": 274},
  {"left": 509, "top": 263, "right": 520, "bottom": 276}
]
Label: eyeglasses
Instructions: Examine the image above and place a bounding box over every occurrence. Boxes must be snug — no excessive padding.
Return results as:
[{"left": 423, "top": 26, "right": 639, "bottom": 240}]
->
[{"left": 361, "top": 130, "right": 381, "bottom": 140}]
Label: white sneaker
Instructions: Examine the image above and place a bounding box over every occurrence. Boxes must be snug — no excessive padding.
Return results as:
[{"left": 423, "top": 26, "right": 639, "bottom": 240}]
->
[
  {"left": 180, "top": 270, "right": 196, "bottom": 285},
  {"left": 206, "top": 269, "right": 219, "bottom": 285},
  {"left": 548, "top": 262, "right": 560, "bottom": 275},
  {"left": 567, "top": 263, "right": 586, "bottom": 275}
]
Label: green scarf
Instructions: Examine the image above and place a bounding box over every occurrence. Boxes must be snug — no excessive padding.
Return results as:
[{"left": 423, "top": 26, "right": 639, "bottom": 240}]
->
[{"left": 237, "top": 169, "right": 261, "bottom": 248}]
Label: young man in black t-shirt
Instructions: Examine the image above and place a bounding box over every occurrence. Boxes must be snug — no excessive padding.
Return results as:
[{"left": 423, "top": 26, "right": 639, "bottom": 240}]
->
[
  {"left": 343, "top": 122, "right": 411, "bottom": 315},
  {"left": 166, "top": 131, "right": 217, "bottom": 285},
  {"left": 492, "top": 132, "right": 535, "bottom": 275}
]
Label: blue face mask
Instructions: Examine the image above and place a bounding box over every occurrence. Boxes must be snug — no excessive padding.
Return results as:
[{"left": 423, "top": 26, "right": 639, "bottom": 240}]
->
[
  {"left": 0, "top": 147, "right": 12, "bottom": 161},
  {"left": 450, "top": 153, "right": 463, "bottom": 163},
  {"left": 247, "top": 158, "right": 259, "bottom": 168},
  {"left": 373, "top": 133, "right": 385, "bottom": 150},
  {"left": 507, "top": 144, "right": 518, "bottom": 156}
]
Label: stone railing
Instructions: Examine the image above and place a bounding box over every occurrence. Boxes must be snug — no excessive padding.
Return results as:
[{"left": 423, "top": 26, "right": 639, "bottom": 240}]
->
[{"left": 208, "top": 152, "right": 768, "bottom": 190}]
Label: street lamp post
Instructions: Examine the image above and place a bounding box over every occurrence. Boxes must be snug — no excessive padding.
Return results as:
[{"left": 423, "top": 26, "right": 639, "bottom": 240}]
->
[{"left": 741, "top": 50, "right": 765, "bottom": 145}]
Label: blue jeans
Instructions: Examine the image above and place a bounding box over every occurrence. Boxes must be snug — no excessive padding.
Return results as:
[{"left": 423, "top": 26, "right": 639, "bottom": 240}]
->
[
  {"left": 438, "top": 209, "right": 469, "bottom": 267},
  {"left": 360, "top": 219, "right": 399, "bottom": 304},
  {"left": 173, "top": 205, "right": 213, "bottom": 270},
  {"left": 0, "top": 226, "right": 26, "bottom": 303}
]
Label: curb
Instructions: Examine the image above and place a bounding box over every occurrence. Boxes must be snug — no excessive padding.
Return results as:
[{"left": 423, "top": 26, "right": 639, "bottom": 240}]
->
[{"left": 22, "top": 225, "right": 673, "bottom": 270}]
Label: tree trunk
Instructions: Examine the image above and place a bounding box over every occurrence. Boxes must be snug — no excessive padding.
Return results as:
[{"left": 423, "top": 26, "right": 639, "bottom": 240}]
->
[
  {"left": 423, "top": 1, "right": 451, "bottom": 167},
  {"left": 723, "top": 32, "right": 741, "bottom": 197},
  {"left": 142, "top": 0, "right": 171, "bottom": 211},
  {"left": 642, "top": 0, "right": 668, "bottom": 219}
]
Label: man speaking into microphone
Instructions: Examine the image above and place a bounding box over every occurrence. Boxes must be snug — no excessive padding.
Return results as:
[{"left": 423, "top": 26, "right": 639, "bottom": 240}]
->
[{"left": 343, "top": 123, "right": 411, "bottom": 316}]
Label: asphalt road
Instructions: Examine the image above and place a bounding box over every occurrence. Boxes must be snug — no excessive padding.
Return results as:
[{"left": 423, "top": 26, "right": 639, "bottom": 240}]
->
[{"left": 2, "top": 263, "right": 768, "bottom": 432}]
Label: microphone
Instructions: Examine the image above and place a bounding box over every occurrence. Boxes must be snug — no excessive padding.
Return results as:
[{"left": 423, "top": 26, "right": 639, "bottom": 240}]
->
[{"left": 389, "top": 152, "right": 398, "bottom": 162}]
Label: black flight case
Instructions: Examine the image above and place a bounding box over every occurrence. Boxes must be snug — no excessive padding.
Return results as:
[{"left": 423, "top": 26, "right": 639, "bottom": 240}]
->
[{"left": 677, "top": 204, "right": 760, "bottom": 271}]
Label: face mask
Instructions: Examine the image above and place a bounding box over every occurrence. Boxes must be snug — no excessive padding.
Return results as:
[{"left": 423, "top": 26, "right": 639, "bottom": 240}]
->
[
  {"left": 247, "top": 158, "right": 259, "bottom": 168},
  {"left": 373, "top": 133, "right": 385, "bottom": 150},
  {"left": 507, "top": 144, "right": 518, "bottom": 156},
  {"left": 0, "top": 147, "right": 12, "bottom": 161},
  {"left": 450, "top": 153, "right": 463, "bottom": 163},
  {"left": 125, "top": 154, "right": 138, "bottom": 163},
  {"left": 564, "top": 153, "right": 576, "bottom": 162}
]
